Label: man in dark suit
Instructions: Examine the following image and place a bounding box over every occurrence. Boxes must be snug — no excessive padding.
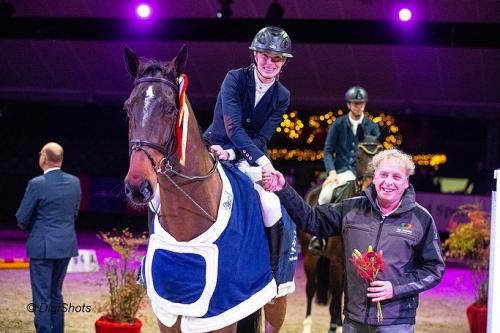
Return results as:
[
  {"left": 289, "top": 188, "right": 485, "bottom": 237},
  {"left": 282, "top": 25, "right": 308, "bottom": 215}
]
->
[{"left": 16, "top": 142, "right": 81, "bottom": 333}]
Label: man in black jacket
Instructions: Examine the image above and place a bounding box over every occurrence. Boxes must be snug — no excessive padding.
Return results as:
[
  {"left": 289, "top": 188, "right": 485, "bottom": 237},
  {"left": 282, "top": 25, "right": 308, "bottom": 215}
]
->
[{"left": 263, "top": 149, "right": 444, "bottom": 332}]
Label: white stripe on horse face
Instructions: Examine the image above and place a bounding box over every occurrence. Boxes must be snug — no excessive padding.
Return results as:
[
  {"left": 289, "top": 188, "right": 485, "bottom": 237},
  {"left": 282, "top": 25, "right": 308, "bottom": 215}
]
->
[{"left": 142, "top": 85, "right": 155, "bottom": 127}]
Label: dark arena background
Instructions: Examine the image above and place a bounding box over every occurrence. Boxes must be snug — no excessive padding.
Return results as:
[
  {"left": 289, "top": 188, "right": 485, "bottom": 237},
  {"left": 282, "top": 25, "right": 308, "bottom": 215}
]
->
[{"left": 0, "top": 1, "right": 499, "bottom": 332}]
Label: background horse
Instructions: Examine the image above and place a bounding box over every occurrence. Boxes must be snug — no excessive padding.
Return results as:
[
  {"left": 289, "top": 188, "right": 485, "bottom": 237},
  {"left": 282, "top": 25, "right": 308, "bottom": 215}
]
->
[
  {"left": 122, "top": 45, "right": 289, "bottom": 333},
  {"left": 299, "top": 133, "right": 385, "bottom": 333}
]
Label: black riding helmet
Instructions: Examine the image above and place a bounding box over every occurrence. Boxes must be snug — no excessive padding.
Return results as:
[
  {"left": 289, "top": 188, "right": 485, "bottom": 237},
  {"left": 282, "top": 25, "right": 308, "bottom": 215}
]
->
[
  {"left": 249, "top": 26, "right": 293, "bottom": 59},
  {"left": 345, "top": 86, "right": 368, "bottom": 102}
]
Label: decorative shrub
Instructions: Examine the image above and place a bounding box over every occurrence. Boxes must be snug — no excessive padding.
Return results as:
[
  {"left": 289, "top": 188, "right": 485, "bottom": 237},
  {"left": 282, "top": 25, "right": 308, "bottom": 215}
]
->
[
  {"left": 444, "top": 204, "right": 490, "bottom": 305},
  {"left": 97, "top": 229, "right": 148, "bottom": 323}
]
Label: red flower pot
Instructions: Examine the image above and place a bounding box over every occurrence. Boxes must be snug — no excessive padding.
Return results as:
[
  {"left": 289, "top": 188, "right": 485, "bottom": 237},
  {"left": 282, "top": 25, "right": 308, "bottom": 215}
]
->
[
  {"left": 95, "top": 315, "right": 142, "bottom": 333},
  {"left": 466, "top": 303, "right": 487, "bottom": 333}
]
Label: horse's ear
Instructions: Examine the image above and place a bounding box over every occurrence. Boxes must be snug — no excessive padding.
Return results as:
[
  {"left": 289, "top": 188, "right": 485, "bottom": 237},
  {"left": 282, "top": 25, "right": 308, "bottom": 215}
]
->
[
  {"left": 124, "top": 46, "right": 140, "bottom": 78},
  {"left": 356, "top": 125, "right": 365, "bottom": 142},
  {"left": 174, "top": 44, "right": 188, "bottom": 75},
  {"left": 378, "top": 125, "right": 390, "bottom": 144}
]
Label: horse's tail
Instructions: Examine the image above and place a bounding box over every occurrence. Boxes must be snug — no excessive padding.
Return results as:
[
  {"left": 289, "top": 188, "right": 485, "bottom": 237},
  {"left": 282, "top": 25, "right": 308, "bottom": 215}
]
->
[
  {"left": 236, "top": 309, "right": 262, "bottom": 333},
  {"left": 315, "top": 256, "right": 330, "bottom": 305}
]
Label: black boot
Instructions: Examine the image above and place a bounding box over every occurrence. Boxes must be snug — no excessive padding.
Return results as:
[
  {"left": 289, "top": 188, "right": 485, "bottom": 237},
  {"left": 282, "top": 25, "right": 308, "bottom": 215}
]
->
[
  {"left": 308, "top": 236, "right": 326, "bottom": 255},
  {"left": 265, "top": 219, "right": 284, "bottom": 281}
]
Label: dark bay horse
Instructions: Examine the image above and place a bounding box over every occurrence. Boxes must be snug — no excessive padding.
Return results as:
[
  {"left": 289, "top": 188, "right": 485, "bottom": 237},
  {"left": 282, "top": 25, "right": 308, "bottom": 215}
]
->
[
  {"left": 122, "top": 45, "right": 288, "bottom": 333},
  {"left": 299, "top": 134, "right": 384, "bottom": 333}
]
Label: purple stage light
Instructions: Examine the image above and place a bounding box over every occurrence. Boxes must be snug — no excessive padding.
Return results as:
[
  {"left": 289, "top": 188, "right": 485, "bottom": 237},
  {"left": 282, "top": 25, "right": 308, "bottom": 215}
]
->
[
  {"left": 136, "top": 4, "right": 151, "bottom": 19},
  {"left": 398, "top": 8, "right": 412, "bottom": 22}
]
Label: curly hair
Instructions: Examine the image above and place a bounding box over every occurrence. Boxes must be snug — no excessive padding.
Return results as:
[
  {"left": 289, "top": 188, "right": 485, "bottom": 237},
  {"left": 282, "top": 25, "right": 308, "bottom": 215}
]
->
[{"left": 369, "top": 149, "right": 415, "bottom": 176}]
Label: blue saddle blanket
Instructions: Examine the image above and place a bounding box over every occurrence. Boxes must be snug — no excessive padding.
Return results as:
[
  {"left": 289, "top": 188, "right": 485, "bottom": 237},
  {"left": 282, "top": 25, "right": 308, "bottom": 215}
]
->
[{"left": 143, "top": 163, "right": 297, "bottom": 332}]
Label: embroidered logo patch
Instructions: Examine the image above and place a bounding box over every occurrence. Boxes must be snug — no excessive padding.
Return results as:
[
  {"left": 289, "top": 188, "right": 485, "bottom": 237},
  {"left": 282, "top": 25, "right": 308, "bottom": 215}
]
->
[
  {"left": 396, "top": 223, "right": 413, "bottom": 235},
  {"left": 222, "top": 190, "right": 233, "bottom": 211}
]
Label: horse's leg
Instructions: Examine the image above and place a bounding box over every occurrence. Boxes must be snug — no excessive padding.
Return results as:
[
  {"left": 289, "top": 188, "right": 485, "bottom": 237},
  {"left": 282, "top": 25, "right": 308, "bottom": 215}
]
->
[
  {"left": 303, "top": 250, "right": 319, "bottom": 333},
  {"left": 328, "top": 236, "right": 345, "bottom": 333},
  {"left": 264, "top": 296, "right": 287, "bottom": 333}
]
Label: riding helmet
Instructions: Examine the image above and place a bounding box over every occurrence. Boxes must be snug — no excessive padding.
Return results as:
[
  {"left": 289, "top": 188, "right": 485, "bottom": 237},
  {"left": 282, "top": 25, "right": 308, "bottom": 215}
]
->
[
  {"left": 345, "top": 86, "right": 368, "bottom": 102},
  {"left": 249, "top": 26, "right": 293, "bottom": 58}
]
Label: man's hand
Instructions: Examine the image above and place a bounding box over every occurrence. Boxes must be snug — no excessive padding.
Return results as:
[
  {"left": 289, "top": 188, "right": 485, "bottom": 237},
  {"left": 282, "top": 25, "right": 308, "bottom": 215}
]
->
[
  {"left": 322, "top": 170, "right": 338, "bottom": 187},
  {"left": 209, "top": 145, "right": 229, "bottom": 161},
  {"left": 262, "top": 170, "right": 285, "bottom": 192},
  {"left": 367, "top": 280, "right": 394, "bottom": 302}
]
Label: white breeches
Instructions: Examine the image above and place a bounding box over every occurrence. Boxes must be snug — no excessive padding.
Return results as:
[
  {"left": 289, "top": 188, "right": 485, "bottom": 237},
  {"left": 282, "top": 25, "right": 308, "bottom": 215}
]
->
[
  {"left": 318, "top": 170, "right": 356, "bottom": 205},
  {"left": 236, "top": 161, "right": 282, "bottom": 227}
]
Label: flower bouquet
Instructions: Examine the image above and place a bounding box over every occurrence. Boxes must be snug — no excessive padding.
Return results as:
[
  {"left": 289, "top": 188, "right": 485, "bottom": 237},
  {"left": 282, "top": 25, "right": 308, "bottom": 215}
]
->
[{"left": 352, "top": 245, "right": 385, "bottom": 323}]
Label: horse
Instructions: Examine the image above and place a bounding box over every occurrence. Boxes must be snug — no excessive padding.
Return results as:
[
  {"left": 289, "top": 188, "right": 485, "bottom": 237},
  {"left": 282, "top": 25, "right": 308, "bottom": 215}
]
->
[
  {"left": 122, "top": 45, "right": 294, "bottom": 333},
  {"left": 299, "top": 133, "right": 385, "bottom": 333}
]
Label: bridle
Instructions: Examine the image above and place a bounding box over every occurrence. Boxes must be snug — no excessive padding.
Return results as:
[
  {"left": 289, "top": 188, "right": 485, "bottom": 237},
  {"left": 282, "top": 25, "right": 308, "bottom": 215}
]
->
[
  {"left": 128, "top": 75, "right": 218, "bottom": 222},
  {"left": 357, "top": 140, "right": 384, "bottom": 179},
  {"left": 358, "top": 141, "right": 384, "bottom": 156}
]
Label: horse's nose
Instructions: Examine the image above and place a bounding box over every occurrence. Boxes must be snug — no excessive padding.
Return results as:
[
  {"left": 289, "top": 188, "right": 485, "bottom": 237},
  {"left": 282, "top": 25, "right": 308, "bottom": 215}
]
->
[{"left": 124, "top": 179, "right": 154, "bottom": 204}]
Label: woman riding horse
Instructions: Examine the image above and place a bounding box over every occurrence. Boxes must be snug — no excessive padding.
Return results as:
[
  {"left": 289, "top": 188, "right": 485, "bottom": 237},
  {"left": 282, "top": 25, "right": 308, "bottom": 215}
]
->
[{"left": 204, "top": 26, "right": 296, "bottom": 333}]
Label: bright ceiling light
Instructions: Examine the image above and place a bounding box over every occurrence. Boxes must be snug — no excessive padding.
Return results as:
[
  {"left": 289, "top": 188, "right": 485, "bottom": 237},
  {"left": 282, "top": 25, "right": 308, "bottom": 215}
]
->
[
  {"left": 398, "top": 8, "right": 412, "bottom": 22},
  {"left": 136, "top": 4, "right": 152, "bottom": 19}
]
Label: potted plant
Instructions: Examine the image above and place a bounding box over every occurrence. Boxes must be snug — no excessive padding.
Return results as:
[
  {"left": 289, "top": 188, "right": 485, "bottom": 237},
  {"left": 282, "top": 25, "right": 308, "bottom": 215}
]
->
[
  {"left": 95, "top": 229, "right": 148, "bottom": 333},
  {"left": 444, "top": 204, "right": 490, "bottom": 333}
]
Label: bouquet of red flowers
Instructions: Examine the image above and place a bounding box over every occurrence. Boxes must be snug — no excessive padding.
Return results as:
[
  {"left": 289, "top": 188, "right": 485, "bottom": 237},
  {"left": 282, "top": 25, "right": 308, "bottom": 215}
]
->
[{"left": 352, "top": 245, "right": 385, "bottom": 323}]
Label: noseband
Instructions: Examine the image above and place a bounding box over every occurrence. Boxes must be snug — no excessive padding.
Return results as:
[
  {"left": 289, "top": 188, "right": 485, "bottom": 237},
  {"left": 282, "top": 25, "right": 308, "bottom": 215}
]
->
[{"left": 128, "top": 75, "right": 218, "bottom": 222}]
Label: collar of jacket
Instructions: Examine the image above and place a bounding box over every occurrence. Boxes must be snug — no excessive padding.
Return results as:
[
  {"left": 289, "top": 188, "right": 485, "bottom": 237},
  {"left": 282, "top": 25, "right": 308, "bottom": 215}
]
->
[
  {"left": 246, "top": 65, "right": 279, "bottom": 108},
  {"left": 363, "top": 183, "right": 417, "bottom": 216},
  {"left": 246, "top": 65, "right": 256, "bottom": 89}
]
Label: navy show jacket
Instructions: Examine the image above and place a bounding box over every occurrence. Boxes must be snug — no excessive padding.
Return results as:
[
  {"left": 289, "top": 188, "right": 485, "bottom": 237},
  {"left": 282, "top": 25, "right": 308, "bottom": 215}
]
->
[{"left": 204, "top": 66, "right": 290, "bottom": 165}]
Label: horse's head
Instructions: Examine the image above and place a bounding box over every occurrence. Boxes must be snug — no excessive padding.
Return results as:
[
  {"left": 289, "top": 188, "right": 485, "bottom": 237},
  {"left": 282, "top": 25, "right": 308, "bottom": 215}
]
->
[
  {"left": 123, "top": 45, "right": 188, "bottom": 204},
  {"left": 356, "top": 128, "right": 386, "bottom": 180}
]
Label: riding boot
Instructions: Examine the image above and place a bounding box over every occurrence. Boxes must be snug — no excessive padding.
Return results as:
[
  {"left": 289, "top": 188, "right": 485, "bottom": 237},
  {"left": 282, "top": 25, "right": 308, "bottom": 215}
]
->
[
  {"left": 265, "top": 219, "right": 284, "bottom": 282},
  {"left": 308, "top": 236, "right": 326, "bottom": 255}
]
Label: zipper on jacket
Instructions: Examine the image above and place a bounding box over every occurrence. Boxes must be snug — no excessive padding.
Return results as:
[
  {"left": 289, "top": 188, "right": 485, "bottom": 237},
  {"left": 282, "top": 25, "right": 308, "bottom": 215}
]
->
[
  {"left": 374, "top": 215, "right": 385, "bottom": 250},
  {"left": 364, "top": 215, "right": 386, "bottom": 324}
]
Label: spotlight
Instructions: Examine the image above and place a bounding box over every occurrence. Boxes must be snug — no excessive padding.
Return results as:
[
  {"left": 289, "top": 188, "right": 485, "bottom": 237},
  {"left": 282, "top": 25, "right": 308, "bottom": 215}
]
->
[
  {"left": 216, "top": 0, "right": 233, "bottom": 19},
  {"left": 266, "top": 1, "right": 284, "bottom": 21},
  {"left": 398, "top": 8, "right": 412, "bottom": 22},
  {"left": 136, "top": 3, "right": 152, "bottom": 19}
]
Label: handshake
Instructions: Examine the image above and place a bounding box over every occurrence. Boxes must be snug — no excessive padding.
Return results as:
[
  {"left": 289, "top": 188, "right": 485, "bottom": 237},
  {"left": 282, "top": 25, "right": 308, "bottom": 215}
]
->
[
  {"left": 209, "top": 145, "right": 286, "bottom": 191},
  {"left": 261, "top": 169, "right": 286, "bottom": 192}
]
